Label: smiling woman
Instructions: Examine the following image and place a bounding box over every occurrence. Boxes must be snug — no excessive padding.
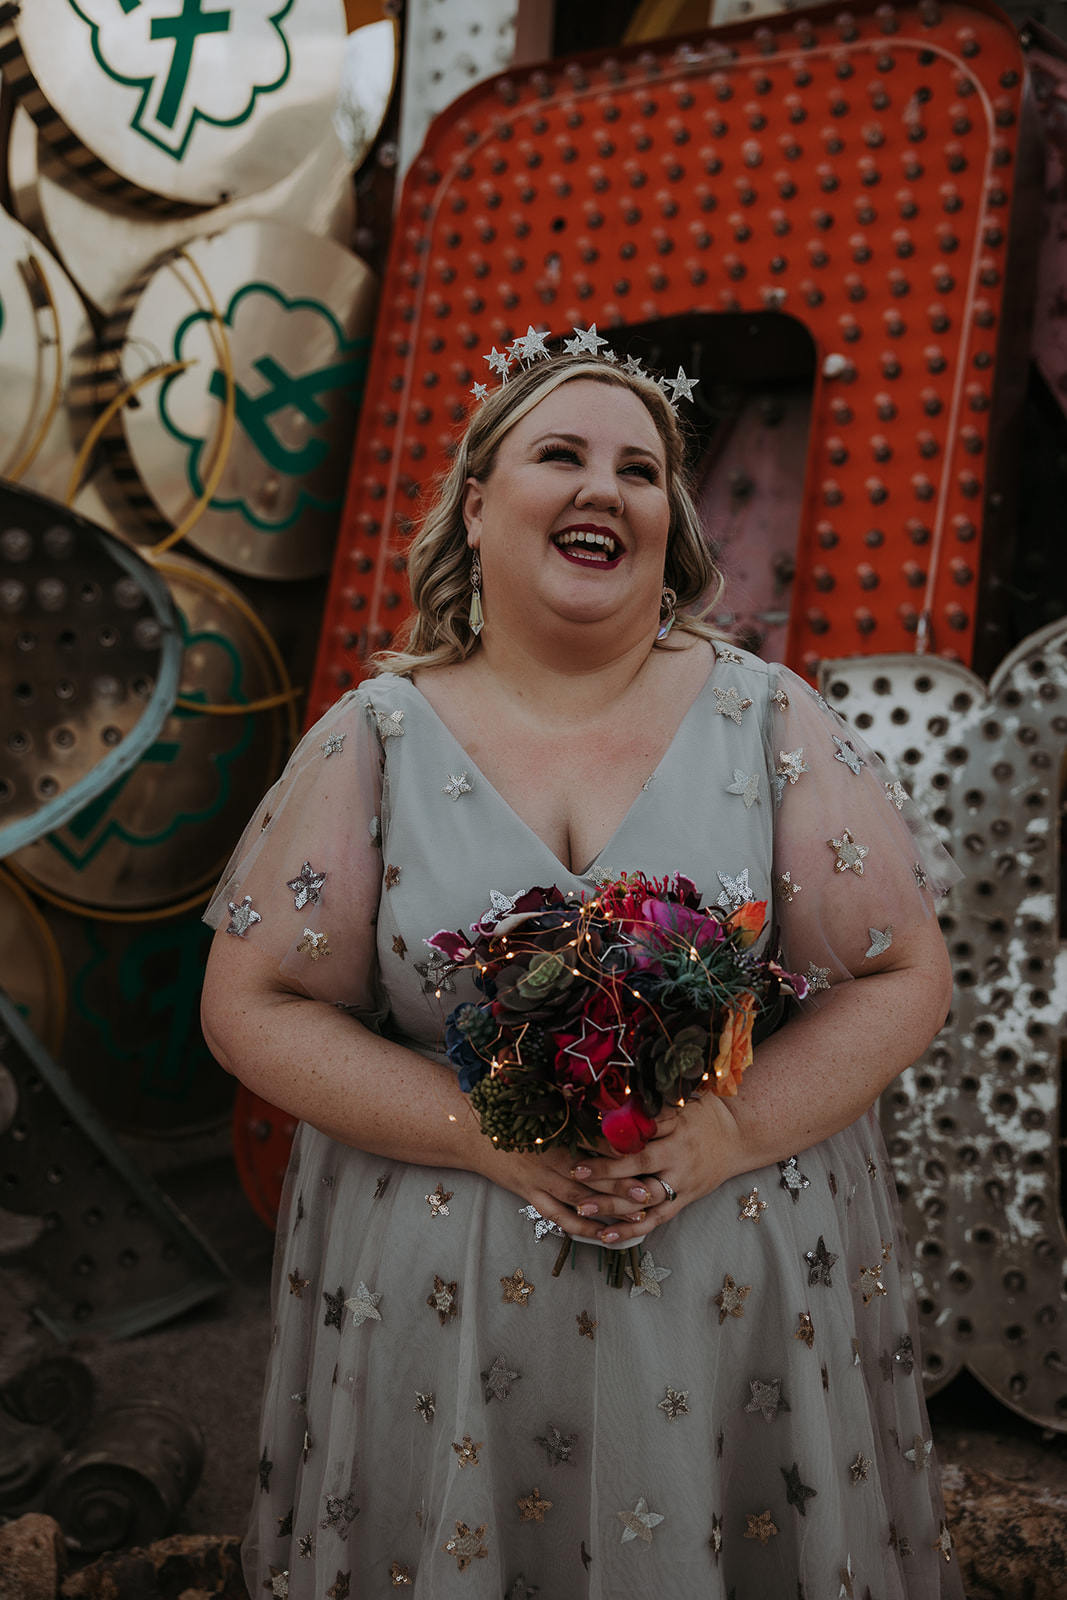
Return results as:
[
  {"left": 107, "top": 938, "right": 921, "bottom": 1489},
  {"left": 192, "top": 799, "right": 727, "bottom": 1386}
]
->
[{"left": 201, "top": 347, "right": 963, "bottom": 1599}]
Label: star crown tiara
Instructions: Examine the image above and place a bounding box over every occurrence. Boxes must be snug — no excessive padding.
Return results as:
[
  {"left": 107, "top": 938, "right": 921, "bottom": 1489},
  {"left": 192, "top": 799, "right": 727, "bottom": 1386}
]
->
[{"left": 470, "top": 323, "right": 699, "bottom": 412}]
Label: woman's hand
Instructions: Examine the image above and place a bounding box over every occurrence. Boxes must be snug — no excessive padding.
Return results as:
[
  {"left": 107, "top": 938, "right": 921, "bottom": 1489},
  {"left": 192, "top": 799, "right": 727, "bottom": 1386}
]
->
[
  {"left": 561, "top": 1095, "right": 750, "bottom": 1244},
  {"left": 474, "top": 1139, "right": 660, "bottom": 1242}
]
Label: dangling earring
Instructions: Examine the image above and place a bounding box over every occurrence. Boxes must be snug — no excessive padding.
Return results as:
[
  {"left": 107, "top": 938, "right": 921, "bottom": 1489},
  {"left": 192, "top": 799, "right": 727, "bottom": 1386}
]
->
[
  {"left": 657, "top": 585, "right": 677, "bottom": 641},
  {"left": 468, "top": 552, "right": 484, "bottom": 635}
]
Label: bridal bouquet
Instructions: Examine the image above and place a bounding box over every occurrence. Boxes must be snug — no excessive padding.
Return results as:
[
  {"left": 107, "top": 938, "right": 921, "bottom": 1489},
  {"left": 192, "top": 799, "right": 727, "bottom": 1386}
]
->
[{"left": 430, "top": 872, "right": 807, "bottom": 1161}]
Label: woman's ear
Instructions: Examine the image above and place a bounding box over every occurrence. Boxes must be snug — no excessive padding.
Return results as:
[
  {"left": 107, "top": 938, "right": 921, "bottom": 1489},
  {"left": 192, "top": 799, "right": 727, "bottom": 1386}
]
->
[{"left": 462, "top": 477, "right": 484, "bottom": 546}]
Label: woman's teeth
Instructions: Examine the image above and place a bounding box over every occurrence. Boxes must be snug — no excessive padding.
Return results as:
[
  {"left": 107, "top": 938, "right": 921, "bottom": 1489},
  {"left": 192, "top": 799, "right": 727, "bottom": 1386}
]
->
[{"left": 555, "top": 531, "right": 617, "bottom": 557}]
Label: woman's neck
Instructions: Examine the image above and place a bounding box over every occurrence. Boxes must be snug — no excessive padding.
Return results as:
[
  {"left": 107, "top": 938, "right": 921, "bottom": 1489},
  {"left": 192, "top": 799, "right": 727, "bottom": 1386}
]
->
[{"left": 465, "top": 623, "right": 681, "bottom": 731}]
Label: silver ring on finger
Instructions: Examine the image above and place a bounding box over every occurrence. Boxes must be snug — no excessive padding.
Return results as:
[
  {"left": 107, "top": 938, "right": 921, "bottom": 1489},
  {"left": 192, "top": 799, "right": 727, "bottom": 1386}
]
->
[{"left": 660, "top": 1178, "right": 678, "bottom": 1203}]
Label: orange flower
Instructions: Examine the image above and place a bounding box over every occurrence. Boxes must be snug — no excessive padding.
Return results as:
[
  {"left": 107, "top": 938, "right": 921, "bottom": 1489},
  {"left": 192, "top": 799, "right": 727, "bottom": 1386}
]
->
[
  {"left": 723, "top": 899, "right": 767, "bottom": 949},
  {"left": 711, "top": 994, "right": 756, "bottom": 1097}
]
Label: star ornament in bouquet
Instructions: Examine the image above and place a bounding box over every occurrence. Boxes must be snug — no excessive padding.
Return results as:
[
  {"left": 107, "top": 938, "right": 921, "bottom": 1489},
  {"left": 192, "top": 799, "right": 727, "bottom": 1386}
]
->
[
  {"left": 69, "top": 0, "right": 296, "bottom": 163},
  {"left": 159, "top": 283, "right": 369, "bottom": 531},
  {"left": 562, "top": 1014, "right": 634, "bottom": 1085}
]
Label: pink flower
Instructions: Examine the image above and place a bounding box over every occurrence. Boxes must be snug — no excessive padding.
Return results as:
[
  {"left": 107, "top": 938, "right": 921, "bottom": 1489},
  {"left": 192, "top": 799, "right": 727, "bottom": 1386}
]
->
[{"left": 600, "top": 1098, "right": 657, "bottom": 1153}]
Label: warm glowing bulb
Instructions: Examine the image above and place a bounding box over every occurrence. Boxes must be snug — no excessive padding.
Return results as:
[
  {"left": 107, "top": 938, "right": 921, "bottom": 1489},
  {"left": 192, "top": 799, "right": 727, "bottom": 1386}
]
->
[
  {"left": 535, "top": 1137, "right": 543, "bottom": 1145},
  {"left": 448, "top": 1114, "right": 457, "bottom": 1122}
]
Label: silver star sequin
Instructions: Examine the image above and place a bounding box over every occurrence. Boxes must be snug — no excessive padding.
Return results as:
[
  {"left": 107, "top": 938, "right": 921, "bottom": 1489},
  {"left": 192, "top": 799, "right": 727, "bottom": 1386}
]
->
[
  {"left": 375, "top": 710, "right": 404, "bottom": 740},
  {"left": 934, "top": 1521, "right": 953, "bottom": 1561},
  {"left": 773, "top": 686, "right": 790, "bottom": 710},
  {"left": 913, "top": 862, "right": 929, "bottom": 889},
  {"left": 865, "top": 925, "right": 894, "bottom": 958},
  {"left": 658, "top": 1386, "right": 689, "bottom": 1422},
  {"left": 320, "top": 732, "right": 345, "bottom": 758},
  {"left": 483, "top": 1353, "right": 521, "bottom": 1402},
  {"left": 777, "top": 748, "right": 810, "bottom": 785},
  {"left": 805, "top": 1235, "right": 838, "bottom": 1287},
  {"left": 519, "top": 1204, "right": 565, "bottom": 1240},
  {"left": 778, "top": 1156, "right": 811, "bottom": 1203},
  {"left": 442, "top": 772, "right": 473, "bottom": 801},
  {"left": 716, "top": 868, "right": 754, "bottom": 913},
  {"left": 745, "top": 1376, "right": 791, "bottom": 1423},
  {"left": 710, "top": 1513, "right": 723, "bottom": 1561},
  {"left": 488, "top": 888, "right": 517, "bottom": 917},
  {"left": 833, "top": 736, "right": 866, "bottom": 775},
  {"left": 738, "top": 1187, "right": 767, "bottom": 1223},
  {"left": 804, "top": 962, "right": 831, "bottom": 993},
  {"left": 716, "top": 646, "right": 743, "bottom": 663},
  {"left": 904, "top": 1434, "right": 933, "bottom": 1473},
  {"left": 344, "top": 1282, "right": 382, "bottom": 1327},
  {"left": 726, "top": 769, "right": 761, "bottom": 808},
  {"left": 714, "top": 685, "right": 754, "bottom": 724},
  {"left": 535, "top": 1422, "right": 577, "bottom": 1467},
  {"left": 298, "top": 928, "right": 331, "bottom": 962},
  {"left": 413, "top": 954, "right": 456, "bottom": 994},
  {"left": 617, "top": 1497, "right": 664, "bottom": 1544},
  {"left": 849, "top": 1452, "right": 872, "bottom": 1485},
  {"left": 828, "top": 829, "right": 869, "bottom": 875},
  {"left": 885, "top": 779, "right": 908, "bottom": 809},
  {"left": 298, "top": 1533, "right": 313, "bottom": 1557},
  {"left": 414, "top": 1391, "right": 435, "bottom": 1422},
  {"left": 265, "top": 1567, "right": 289, "bottom": 1597},
  {"left": 286, "top": 861, "right": 326, "bottom": 909},
  {"left": 626, "top": 1249, "right": 671, "bottom": 1297},
  {"left": 320, "top": 1490, "right": 359, "bottom": 1538},
  {"left": 774, "top": 871, "right": 801, "bottom": 904},
  {"left": 227, "top": 895, "right": 261, "bottom": 937},
  {"left": 425, "top": 1183, "right": 453, "bottom": 1218},
  {"left": 427, "top": 1275, "right": 458, "bottom": 1325}
]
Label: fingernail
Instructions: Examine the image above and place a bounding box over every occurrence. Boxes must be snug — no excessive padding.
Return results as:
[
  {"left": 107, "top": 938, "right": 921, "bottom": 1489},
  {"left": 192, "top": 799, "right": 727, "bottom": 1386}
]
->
[
  {"left": 576, "top": 1203, "right": 598, "bottom": 1218},
  {"left": 599, "top": 1229, "right": 620, "bottom": 1243},
  {"left": 629, "top": 1185, "right": 649, "bottom": 1202},
  {"left": 572, "top": 1165, "right": 592, "bottom": 1180},
  {"left": 627, "top": 1212, "right": 645, "bottom": 1223}
]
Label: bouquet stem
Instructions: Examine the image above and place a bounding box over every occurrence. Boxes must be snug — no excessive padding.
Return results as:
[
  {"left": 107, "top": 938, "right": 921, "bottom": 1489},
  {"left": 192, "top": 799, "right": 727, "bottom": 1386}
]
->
[
  {"left": 551, "top": 1236, "right": 573, "bottom": 1278},
  {"left": 628, "top": 1246, "right": 643, "bottom": 1289}
]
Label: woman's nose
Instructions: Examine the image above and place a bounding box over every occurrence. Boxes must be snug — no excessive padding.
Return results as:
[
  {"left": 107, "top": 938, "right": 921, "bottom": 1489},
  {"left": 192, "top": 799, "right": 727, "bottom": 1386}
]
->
[{"left": 573, "top": 468, "right": 622, "bottom": 514}]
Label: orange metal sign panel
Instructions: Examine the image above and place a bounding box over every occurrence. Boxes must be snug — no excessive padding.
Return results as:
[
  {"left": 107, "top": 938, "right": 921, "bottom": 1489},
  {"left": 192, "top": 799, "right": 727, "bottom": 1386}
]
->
[{"left": 309, "top": 0, "right": 1030, "bottom": 719}]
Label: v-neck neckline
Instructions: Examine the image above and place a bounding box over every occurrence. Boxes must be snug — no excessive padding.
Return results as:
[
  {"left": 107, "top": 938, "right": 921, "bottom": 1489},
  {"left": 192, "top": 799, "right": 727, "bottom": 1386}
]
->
[{"left": 391, "top": 654, "right": 727, "bottom": 880}]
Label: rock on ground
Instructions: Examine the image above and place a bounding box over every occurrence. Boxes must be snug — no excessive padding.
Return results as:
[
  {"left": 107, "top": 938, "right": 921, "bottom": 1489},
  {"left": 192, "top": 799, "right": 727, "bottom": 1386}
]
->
[
  {"left": 942, "top": 1462, "right": 1067, "bottom": 1600},
  {"left": 59, "top": 1534, "right": 244, "bottom": 1600},
  {"left": 0, "top": 1514, "right": 66, "bottom": 1600}
]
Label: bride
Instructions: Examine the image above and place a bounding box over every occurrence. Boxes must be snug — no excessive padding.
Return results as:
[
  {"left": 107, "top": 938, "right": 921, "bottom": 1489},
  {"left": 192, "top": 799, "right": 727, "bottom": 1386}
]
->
[{"left": 202, "top": 344, "right": 962, "bottom": 1598}]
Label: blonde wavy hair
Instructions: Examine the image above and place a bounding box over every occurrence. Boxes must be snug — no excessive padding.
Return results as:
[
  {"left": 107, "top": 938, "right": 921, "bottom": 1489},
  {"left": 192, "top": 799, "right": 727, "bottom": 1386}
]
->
[{"left": 372, "top": 355, "right": 726, "bottom": 677}]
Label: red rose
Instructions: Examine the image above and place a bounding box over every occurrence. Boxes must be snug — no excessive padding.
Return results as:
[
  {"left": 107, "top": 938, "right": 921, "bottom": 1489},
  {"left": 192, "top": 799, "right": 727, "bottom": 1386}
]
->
[{"left": 601, "top": 1097, "right": 657, "bottom": 1153}]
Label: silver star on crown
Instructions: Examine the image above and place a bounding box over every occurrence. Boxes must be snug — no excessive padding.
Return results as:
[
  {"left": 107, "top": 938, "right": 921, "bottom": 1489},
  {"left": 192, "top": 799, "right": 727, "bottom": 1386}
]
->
[
  {"left": 484, "top": 346, "right": 513, "bottom": 378},
  {"left": 563, "top": 323, "right": 609, "bottom": 356},
  {"left": 509, "top": 326, "right": 551, "bottom": 365},
  {"left": 662, "top": 365, "right": 699, "bottom": 404}
]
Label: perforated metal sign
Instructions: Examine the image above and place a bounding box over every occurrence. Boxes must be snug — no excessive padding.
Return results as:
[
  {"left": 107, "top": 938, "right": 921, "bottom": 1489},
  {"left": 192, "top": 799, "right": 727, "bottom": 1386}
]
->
[
  {"left": 307, "top": 0, "right": 1033, "bottom": 718},
  {"left": 821, "top": 633, "right": 1067, "bottom": 1429}
]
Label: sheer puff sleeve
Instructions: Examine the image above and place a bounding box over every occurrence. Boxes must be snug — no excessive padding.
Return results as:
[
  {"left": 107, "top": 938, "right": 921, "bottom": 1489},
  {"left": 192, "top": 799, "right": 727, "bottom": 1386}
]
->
[
  {"left": 203, "top": 687, "right": 386, "bottom": 1025},
  {"left": 765, "top": 666, "right": 961, "bottom": 1003}
]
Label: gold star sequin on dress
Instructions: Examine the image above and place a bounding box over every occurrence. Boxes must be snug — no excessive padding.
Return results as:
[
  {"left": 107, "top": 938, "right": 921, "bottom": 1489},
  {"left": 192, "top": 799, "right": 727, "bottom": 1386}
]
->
[
  {"left": 713, "top": 685, "right": 754, "bottom": 724},
  {"left": 500, "top": 1267, "right": 535, "bottom": 1307},
  {"left": 828, "top": 829, "right": 869, "bottom": 875},
  {"left": 577, "top": 1310, "right": 597, "bottom": 1340},
  {"left": 885, "top": 779, "right": 908, "bottom": 809},
  {"left": 482, "top": 1354, "right": 520, "bottom": 1402},
  {"left": 617, "top": 1498, "right": 664, "bottom": 1544},
  {"left": 716, "top": 646, "right": 744, "bottom": 663},
  {"left": 858, "top": 1262, "right": 888, "bottom": 1305},
  {"left": 442, "top": 1523, "right": 488, "bottom": 1572},
  {"left": 849, "top": 1452, "right": 872, "bottom": 1485},
  {"left": 442, "top": 772, "right": 473, "bottom": 800},
  {"left": 714, "top": 1273, "right": 751, "bottom": 1325},
  {"left": 451, "top": 1434, "right": 482, "bottom": 1468},
  {"left": 389, "top": 1563, "right": 412, "bottom": 1586},
  {"left": 658, "top": 1386, "right": 689, "bottom": 1421},
  {"left": 774, "top": 871, "right": 801, "bottom": 904},
  {"left": 913, "top": 861, "right": 929, "bottom": 889},
  {"left": 743, "top": 1510, "right": 778, "bottom": 1545},
  {"left": 375, "top": 710, "right": 404, "bottom": 740},
  {"left": 298, "top": 929, "right": 330, "bottom": 962},
  {"left": 794, "top": 1312, "right": 815, "bottom": 1349},
  {"left": 384, "top": 864, "right": 401, "bottom": 890},
  {"left": 777, "top": 748, "right": 809, "bottom": 784},
  {"left": 517, "top": 1487, "right": 552, "bottom": 1522},
  {"left": 804, "top": 962, "right": 831, "bottom": 993},
  {"left": 709, "top": 1513, "right": 723, "bottom": 1561},
  {"left": 865, "top": 925, "right": 893, "bottom": 958},
  {"left": 726, "top": 769, "right": 761, "bottom": 808},
  {"left": 427, "top": 1276, "right": 458, "bottom": 1325},
  {"left": 320, "top": 1491, "right": 359, "bottom": 1537},
  {"left": 297, "top": 1533, "right": 313, "bottom": 1557},
  {"left": 325, "top": 1573, "right": 350, "bottom": 1600},
  {"left": 894, "top": 1335, "right": 915, "bottom": 1373},
  {"left": 773, "top": 686, "right": 790, "bottom": 710},
  {"left": 745, "top": 1377, "right": 790, "bottom": 1422},
  {"left": 344, "top": 1283, "right": 382, "bottom": 1327},
  {"left": 426, "top": 1183, "right": 453, "bottom": 1218},
  {"left": 535, "top": 1422, "right": 577, "bottom": 1467},
  {"left": 288, "top": 1271, "right": 309, "bottom": 1297},
  {"left": 392, "top": 935, "right": 407, "bottom": 959},
  {"left": 413, "top": 1391, "right": 435, "bottom": 1422},
  {"left": 738, "top": 1187, "right": 767, "bottom": 1223},
  {"left": 413, "top": 954, "right": 456, "bottom": 994}
]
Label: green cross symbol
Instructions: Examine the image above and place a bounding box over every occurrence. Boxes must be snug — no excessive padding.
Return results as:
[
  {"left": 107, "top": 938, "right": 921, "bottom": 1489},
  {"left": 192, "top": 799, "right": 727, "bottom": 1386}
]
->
[
  {"left": 208, "top": 354, "right": 366, "bottom": 477},
  {"left": 149, "top": 0, "right": 232, "bottom": 131}
]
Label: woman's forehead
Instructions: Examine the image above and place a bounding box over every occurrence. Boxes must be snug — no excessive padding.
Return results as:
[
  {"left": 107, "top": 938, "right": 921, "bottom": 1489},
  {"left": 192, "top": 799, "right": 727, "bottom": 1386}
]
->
[{"left": 504, "top": 377, "right": 666, "bottom": 454}]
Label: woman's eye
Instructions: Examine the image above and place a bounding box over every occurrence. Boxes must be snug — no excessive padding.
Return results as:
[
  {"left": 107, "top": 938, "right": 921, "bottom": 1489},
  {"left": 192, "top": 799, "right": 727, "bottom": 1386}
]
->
[
  {"left": 623, "top": 461, "right": 659, "bottom": 482},
  {"left": 537, "top": 444, "right": 580, "bottom": 464}
]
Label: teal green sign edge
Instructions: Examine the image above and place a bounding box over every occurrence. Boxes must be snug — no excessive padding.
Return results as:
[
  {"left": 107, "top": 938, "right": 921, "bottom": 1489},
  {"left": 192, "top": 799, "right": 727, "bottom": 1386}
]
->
[
  {"left": 158, "top": 279, "right": 369, "bottom": 532},
  {"left": 65, "top": 0, "right": 296, "bottom": 165}
]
